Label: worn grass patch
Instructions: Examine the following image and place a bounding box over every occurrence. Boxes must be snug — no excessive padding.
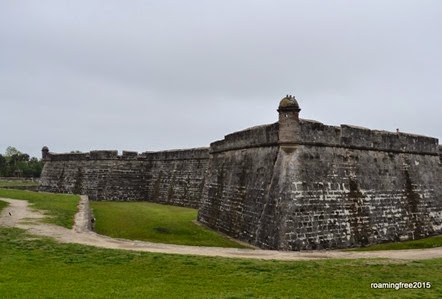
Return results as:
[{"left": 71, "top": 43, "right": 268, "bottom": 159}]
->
[
  {"left": 348, "top": 235, "right": 442, "bottom": 251},
  {"left": 0, "top": 189, "right": 79, "bottom": 228},
  {"left": 0, "top": 200, "right": 8, "bottom": 212},
  {"left": 0, "top": 180, "right": 38, "bottom": 187},
  {"left": 91, "top": 201, "right": 248, "bottom": 248},
  {"left": 0, "top": 227, "right": 441, "bottom": 298}
]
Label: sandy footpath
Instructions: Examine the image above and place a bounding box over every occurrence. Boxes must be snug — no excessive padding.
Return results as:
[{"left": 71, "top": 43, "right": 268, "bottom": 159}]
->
[{"left": 1, "top": 196, "right": 442, "bottom": 261}]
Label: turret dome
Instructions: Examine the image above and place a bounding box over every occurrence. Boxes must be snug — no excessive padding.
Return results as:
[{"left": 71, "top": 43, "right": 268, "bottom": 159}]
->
[{"left": 278, "top": 95, "right": 300, "bottom": 110}]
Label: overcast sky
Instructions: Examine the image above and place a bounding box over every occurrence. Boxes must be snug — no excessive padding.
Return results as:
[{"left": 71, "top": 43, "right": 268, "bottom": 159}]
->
[{"left": 1, "top": 0, "right": 441, "bottom": 158}]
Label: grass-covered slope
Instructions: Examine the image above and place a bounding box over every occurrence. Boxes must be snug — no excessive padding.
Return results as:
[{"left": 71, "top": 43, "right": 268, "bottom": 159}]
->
[
  {"left": 0, "top": 227, "right": 441, "bottom": 298},
  {"left": 0, "top": 200, "right": 8, "bottom": 212},
  {"left": 0, "top": 189, "right": 79, "bottom": 228},
  {"left": 91, "top": 201, "right": 248, "bottom": 248},
  {"left": 348, "top": 235, "right": 442, "bottom": 251},
  {"left": 0, "top": 180, "right": 38, "bottom": 187}
]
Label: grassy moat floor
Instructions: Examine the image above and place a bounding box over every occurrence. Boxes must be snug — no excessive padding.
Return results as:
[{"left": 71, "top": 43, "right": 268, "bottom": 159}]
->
[
  {"left": 348, "top": 235, "right": 442, "bottom": 251},
  {"left": 91, "top": 201, "right": 248, "bottom": 248}
]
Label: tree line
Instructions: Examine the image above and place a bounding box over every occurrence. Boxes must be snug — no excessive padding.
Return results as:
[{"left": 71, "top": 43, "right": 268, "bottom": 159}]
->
[{"left": 0, "top": 146, "right": 43, "bottom": 178}]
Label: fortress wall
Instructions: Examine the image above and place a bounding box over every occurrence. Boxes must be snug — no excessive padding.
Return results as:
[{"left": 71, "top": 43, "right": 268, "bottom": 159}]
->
[
  {"left": 256, "top": 145, "right": 442, "bottom": 250},
  {"left": 39, "top": 151, "right": 146, "bottom": 200},
  {"left": 198, "top": 123, "right": 280, "bottom": 243},
  {"left": 140, "top": 148, "right": 209, "bottom": 208},
  {"left": 198, "top": 146, "right": 279, "bottom": 245},
  {"left": 39, "top": 148, "right": 209, "bottom": 208},
  {"left": 200, "top": 141, "right": 442, "bottom": 251}
]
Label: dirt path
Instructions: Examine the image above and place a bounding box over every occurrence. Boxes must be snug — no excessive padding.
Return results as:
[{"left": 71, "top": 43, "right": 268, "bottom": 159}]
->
[{"left": 1, "top": 196, "right": 442, "bottom": 261}]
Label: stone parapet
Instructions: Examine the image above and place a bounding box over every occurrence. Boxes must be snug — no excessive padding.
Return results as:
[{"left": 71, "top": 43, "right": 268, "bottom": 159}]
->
[
  {"left": 210, "top": 123, "right": 278, "bottom": 153},
  {"left": 141, "top": 148, "right": 209, "bottom": 161},
  {"left": 298, "top": 120, "right": 438, "bottom": 155}
]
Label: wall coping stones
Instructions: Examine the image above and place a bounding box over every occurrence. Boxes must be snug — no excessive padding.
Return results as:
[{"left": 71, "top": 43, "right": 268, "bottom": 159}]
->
[{"left": 45, "top": 148, "right": 210, "bottom": 162}]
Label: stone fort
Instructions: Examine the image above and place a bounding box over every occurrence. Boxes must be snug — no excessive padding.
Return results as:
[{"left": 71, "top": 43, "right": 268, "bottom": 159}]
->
[{"left": 39, "top": 96, "right": 442, "bottom": 250}]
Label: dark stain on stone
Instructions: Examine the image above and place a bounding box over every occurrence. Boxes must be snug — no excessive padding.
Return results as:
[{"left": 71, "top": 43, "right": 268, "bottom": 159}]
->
[
  {"left": 347, "top": 178, "right": 370, "bottom": 247},
  {"left": 73, "top": 167, "right": 83, "bottom": 195},
  {"left": 404, "top": 169, "right": 419, "bottom": 213},
  {"left": 403, "top": 169, "right": 427, "bottom": 239},
  {"left": 152, "top": 171, "right": 163, "bottom": 201},
  {"left": 206, "top": 163, "right": 225, "bottom": 225},
  {"left": 167, "top": 172, "right": 176, "bottom": 201},
  {"left": 56, "top": 165, "right": 66, "bottom": 193}
]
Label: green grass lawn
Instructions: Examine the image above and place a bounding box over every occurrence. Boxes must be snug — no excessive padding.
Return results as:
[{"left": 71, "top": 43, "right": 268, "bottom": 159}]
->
[
  {"left": 91, "top": 201, "right": 248, "bottom": 248},
  {"left": 348, "top": 235, "right": 442, "bottom": 251},
  {"left": 0, "top": 227, "right": 440, "bottom": 298},
  {"left": 0, "top": 189, "right": 79, "bottom": 228},
  {"left": 0, "top": 180, "right": 39, "bottom": 187}
]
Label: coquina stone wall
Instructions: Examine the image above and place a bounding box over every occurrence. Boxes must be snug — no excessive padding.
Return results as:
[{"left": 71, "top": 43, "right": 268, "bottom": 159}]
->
[
  {"left": 439, "top": 145, "right": 442, "bottom": 162},
  {"left": 265, "top": 122, "right": 441, "bottom": 250},
  {"left": 39, "top": 95, "right": 442, "bottom": 250},
  {"left": 39, "top": 148, "right": 209, "bottom": 208},
  {"left": 198, "top": 123, "right": 280, "bottom": 245}
]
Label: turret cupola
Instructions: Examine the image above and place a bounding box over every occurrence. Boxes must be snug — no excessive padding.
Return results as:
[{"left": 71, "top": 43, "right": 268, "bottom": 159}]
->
[
  {"left": 42, "top": 146, "right": 50, "bottom": 161},
  {"left": 277, "top": 94, "right": 301, "bottom": 145},
  {"left": 278, "top": 94, "right": 301, "bottom": 111}
]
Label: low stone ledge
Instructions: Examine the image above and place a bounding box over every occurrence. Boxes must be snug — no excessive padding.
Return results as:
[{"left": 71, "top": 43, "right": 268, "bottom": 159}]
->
[{"left": 73, "top": 195, "right": 92, "bottom": 233}]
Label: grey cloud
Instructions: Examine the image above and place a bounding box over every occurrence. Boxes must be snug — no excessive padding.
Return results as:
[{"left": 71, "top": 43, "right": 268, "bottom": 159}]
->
[{"left": 1, "top": 0, "right": 441, "bottom": 157}]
